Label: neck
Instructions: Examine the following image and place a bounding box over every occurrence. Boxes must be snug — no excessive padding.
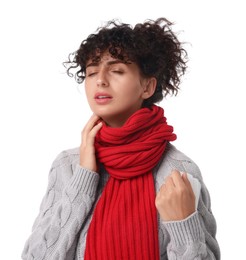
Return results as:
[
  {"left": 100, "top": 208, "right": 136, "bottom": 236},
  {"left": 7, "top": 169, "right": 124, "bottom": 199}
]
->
[{"left": 102, "top": 115, "right": 131, "bottom": 128}]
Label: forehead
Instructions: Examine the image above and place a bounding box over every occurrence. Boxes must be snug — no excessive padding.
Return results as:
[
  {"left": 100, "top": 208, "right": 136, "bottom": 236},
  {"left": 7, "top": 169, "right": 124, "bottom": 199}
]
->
[
  {"left": 86, "top": 51, "right": 119, "bottom": 65},
  {"left": 85, "top": 51, "right": 142, "bottom": 76}
]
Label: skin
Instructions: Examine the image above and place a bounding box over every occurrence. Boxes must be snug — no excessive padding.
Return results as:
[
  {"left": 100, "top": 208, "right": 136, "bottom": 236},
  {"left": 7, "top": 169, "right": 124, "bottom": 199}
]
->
[
  {"left": 79, "top": 51, "right": 195, "bottom": 221},
  {"left": 155, "top": 170, "right": 196, "bottom": 221},
  {"left": 80, "top": 51, "right": 156, "bottom": 171},
  {"left": 84, "top": 52, "right": 156, "bottom": 128}
]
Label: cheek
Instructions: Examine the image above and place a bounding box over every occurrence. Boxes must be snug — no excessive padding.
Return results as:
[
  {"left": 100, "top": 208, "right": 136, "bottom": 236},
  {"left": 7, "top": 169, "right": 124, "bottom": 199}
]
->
[
  {"left": 125, "top": 83, "right": 144, "bottom": 97},
  {"left": 84, "top": 88, "right": 89, "bottom": 99},
  {"left": 84, "top": 83, "right": 92, "bottom": 97}
]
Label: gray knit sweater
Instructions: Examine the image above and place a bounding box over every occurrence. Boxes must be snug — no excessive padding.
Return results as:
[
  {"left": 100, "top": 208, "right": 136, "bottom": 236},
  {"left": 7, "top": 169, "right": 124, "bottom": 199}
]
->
[{"left": 22, "top": 143, "right": 220, "bottom": 259}]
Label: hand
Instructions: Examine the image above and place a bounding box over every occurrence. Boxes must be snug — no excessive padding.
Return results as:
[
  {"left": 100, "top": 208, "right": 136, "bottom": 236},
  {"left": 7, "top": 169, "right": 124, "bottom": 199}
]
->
[
  {"left": 79, "top": 114, "right": 103, "bottom": 172},
  {"left": 155, "top": 170, "right": 196, "bottom": 221}
]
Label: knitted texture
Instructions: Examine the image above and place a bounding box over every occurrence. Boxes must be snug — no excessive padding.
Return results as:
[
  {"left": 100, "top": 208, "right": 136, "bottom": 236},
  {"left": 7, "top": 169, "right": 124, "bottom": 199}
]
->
[
  {"left": 84, "top": 105, "right": 176, "bottom": 260},
  {"left": 21, "top": 145, "right": 221, "bottom": 259}
]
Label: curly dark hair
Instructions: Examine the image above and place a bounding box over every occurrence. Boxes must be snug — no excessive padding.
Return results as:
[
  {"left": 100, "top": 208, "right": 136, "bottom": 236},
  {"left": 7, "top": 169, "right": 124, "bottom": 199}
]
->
[{"left": 64, "top": 18, "right": 188, "bottom": 107}]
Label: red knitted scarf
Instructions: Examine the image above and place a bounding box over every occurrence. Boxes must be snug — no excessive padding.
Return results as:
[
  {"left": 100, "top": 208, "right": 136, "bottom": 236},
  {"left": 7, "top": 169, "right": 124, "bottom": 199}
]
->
[{"left": 84, "top": 105, "right": 176, "bottom": 260}]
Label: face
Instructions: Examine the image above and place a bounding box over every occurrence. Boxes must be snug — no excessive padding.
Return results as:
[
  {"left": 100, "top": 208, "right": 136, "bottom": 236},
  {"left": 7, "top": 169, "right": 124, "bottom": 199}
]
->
[{"left": 85, "top": 52, "right": 155, "bottom": 127}]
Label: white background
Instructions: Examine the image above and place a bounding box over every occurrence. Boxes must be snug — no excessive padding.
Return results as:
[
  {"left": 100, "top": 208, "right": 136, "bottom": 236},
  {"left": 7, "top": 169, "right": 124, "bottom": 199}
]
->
[{"left": 0, "top": 0, "right": 245, "bottom": 259}]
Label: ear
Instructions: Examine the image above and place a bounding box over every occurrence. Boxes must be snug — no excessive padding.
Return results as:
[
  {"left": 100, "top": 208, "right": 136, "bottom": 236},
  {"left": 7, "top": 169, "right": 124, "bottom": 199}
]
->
[{"left": 142, "top": 77, "right": 157, "bottom": 100}]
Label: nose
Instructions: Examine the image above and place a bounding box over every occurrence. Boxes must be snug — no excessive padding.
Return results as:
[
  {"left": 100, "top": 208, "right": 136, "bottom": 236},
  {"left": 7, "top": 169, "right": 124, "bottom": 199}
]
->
[{"left": 96, "top": 69, "right": 108, "bottom": 87}]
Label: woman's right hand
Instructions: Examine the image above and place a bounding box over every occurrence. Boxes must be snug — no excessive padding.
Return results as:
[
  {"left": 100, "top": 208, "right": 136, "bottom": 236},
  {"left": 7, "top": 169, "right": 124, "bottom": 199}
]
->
[{"left": 80, "top": 114, "right": 103, "bottom": 172}]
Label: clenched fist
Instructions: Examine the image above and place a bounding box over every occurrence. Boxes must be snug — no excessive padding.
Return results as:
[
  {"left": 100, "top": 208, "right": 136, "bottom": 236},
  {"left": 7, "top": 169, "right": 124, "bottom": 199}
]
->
[{"left": 155, "top": 170, "right": 196, "bottom": 221}]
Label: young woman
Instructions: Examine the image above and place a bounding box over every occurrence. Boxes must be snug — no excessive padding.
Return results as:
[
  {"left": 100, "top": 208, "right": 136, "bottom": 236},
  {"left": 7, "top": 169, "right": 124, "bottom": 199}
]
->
[{"left": 22, "top": 18, "right": 220, "bottom": 259}]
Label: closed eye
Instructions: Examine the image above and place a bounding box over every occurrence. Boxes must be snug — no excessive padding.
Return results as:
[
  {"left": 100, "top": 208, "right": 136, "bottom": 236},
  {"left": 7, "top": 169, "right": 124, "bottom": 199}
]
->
[
  {"left": 112, "top": 70, "right": 124, "bottom": 74},
  {"left": 86, "top": 72, "right": 97, "bottom": 77}
]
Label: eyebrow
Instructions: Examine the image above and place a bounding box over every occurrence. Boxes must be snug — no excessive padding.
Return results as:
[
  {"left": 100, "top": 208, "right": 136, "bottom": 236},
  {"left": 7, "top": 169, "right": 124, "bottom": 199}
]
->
[{"left": 86, "top": 60, "right": 131, "bottom": 68}]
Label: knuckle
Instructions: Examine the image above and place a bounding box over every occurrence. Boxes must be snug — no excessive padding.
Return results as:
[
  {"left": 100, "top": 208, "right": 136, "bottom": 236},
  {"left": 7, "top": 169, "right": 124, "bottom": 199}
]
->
[
  {"left": 155, "top": 197, "right": 164, "bottom": 208},
  {"left": 171, "top": 169, "right": 179, "bottom": 175}
]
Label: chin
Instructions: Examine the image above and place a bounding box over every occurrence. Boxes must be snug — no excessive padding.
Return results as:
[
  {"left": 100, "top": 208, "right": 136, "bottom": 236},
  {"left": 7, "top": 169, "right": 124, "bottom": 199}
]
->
[
  {"left": 91, "top": 107, "right": 113, "bottom": 118},
  {"left": 96, "top": 113, "right": 118, "bottom": 126}
]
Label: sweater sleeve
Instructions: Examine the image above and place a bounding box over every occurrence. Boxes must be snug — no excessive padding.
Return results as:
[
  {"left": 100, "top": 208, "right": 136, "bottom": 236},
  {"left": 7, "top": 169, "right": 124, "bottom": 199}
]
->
[
  {"left": 162, "top": 182, "right": 220, "bottom": 260},
  {"left": 21, "top": 160, "right": 100, "bottom": 260}
]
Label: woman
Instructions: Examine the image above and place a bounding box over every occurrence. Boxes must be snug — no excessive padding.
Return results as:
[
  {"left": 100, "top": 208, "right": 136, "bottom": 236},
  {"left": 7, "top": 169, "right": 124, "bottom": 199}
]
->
[{"left": 22, "top": 18, "right": 220, "bottom": 259}]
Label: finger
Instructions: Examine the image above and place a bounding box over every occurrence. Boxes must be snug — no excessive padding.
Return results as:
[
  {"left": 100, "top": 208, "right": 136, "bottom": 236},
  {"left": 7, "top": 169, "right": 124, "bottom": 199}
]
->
[
  {"left": 159, "top": 182, "right": 166, "bottom": 192},
  {"left": 82, "top": 114, "right": 101, "bottom": 138},
  {"left": 171, "top": 169, "right": 182, "bottom": 179},
  {"left": 182, "top": 172, "right": 193, "bottom": 190},
  {"left": 171, "top": 170, "right": 185, "bottom": 188},
  {"left": 87, "top": 122, "right": 103, "bottom": 145},
  {"left": 164, "top": 175, "right": 175, "bottom": 190},
  {"left": 84, "top": 114, "right": 101, "bottom": 132},
  {"left": 90, "top": 121, "right": 103, "bottom": 137}
]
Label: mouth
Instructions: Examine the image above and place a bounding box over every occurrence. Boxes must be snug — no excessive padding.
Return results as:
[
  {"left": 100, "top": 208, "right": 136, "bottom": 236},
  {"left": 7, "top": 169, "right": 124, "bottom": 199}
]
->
[
  {"left": 94, "top": 93, "right": 112, "bottom": 99},
  {"left": 94, "top": 93, "right": 112, "bottom": 104},
  {"left": 95, "top": 95, "right": 111, "bottom": 99}
]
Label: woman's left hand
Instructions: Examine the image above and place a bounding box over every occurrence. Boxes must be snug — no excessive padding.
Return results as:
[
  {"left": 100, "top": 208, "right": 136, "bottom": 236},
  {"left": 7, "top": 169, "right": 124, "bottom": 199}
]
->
[{"left": 155, "top": 170, "right": 196, "bottom": 221}]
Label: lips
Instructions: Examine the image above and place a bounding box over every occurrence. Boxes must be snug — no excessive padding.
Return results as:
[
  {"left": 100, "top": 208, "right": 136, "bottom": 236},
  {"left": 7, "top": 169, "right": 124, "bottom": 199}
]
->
[
  {"left": 94, "top": 92, "right": 112, "bottom": 99},
  {"left": 96, "top": 96, "right": 111, "bottom": 99},
  {"left": 94, "top": 92, "right": 112, "bottom": 104}
]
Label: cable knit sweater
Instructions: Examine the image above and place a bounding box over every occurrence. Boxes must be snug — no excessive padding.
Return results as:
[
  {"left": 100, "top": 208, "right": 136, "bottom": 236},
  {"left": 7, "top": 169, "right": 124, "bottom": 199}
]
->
[{"left": 22, "top": 143, "right": 220, "bottom": 259}]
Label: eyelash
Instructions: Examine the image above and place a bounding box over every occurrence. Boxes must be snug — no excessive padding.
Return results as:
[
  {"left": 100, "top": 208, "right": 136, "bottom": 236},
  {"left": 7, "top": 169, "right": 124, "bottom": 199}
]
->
[
  {"left": 86, "top": 70, "right": 124, "bottom": 77},
  {"left": 86, "top": 72, "right": 97, "bottom": 77},
  {"left": 112, "top": 70, "right": 123, "bottom": 74}
]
